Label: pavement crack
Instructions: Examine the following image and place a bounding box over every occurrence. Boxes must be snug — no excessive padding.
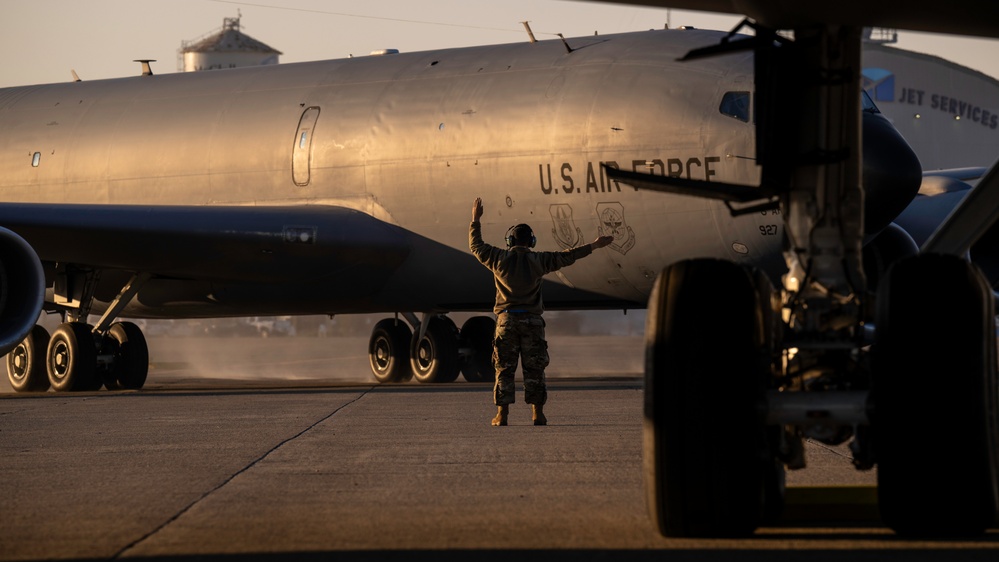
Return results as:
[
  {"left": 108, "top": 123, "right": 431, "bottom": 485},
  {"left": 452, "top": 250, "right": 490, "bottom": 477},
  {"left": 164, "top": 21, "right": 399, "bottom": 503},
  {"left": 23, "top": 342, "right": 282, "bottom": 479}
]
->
[{"left": 111, "top": 386, "right": 375, "bottom": 559}]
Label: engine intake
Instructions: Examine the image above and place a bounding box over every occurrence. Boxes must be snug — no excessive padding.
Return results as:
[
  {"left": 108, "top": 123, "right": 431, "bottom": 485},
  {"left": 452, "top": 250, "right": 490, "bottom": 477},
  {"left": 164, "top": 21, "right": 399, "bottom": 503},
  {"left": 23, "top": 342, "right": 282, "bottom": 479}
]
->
[{"left": 0, "top": 227, "right": 44, "bottom": 356}]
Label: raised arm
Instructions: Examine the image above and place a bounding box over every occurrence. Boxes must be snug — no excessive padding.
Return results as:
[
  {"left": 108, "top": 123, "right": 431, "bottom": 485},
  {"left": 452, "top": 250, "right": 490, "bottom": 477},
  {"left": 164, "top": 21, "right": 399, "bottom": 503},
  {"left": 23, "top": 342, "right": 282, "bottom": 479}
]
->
[{"left": 472, "top": 197, "right": 483, "bottom": 222}]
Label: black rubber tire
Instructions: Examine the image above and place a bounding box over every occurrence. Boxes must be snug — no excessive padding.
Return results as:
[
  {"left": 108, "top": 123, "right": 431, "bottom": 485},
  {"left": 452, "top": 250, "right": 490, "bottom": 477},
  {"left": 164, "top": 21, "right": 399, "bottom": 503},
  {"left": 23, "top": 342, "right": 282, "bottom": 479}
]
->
[
  {"left": 872, "top": 253, "right": 999, "bottom": 537},
  {"left": 459, "top": 316, "right": 496, "bottom": 383},
  {"left": 411, "top": 315, "right": 460, "bottom": 383},
  {"left": 105, "top": 322, "right": 149, "bottom": 390},
  {"left": 100, "top": 331, "right": 123, "bottom": 391},
  {"left": 47, "top": 322, "right": 99, "bottom": 392},
  {"left": 644, "top": 259, "right": 776, "bottom": 538},
  {"left": 753, "top": 268, "right": 787, "bottom": 525},
  {"left": 368, "top": 319, "right": 413, "bottom": 383},
  {"left": 7, "top": 325, "right": 51, "bottom": 392}
]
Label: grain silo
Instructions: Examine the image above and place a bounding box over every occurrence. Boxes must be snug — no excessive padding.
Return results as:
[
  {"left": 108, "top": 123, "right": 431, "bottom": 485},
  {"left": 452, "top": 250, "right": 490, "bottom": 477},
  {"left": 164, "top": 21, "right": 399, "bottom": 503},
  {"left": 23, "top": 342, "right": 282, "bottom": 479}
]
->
[{"left": 179, "top": 16, "right": 281, "bottom": 72}]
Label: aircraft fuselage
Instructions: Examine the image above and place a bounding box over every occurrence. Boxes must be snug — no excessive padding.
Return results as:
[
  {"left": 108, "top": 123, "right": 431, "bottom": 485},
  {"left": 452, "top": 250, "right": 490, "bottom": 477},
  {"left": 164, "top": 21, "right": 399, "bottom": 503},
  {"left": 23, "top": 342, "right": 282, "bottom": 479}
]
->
[{"left": 0, "top": 29, "right": 781, "bottom": 317}]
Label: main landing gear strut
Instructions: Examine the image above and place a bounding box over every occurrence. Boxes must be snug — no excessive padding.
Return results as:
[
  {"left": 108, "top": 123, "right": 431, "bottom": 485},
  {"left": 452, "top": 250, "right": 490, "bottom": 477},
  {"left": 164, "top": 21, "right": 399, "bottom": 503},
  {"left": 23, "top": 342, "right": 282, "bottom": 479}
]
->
[
  {"left": 635, "top": 23, "right": 998, "bottom": 538},
  {"left": 7, "top": 320, "right": 150, "bottom": 393},
  {"left": 6, "top": 272, "right": 151, "bottom": 393},
  {"left": 368, "top": 314, "right": 495, "bottom": 384}
]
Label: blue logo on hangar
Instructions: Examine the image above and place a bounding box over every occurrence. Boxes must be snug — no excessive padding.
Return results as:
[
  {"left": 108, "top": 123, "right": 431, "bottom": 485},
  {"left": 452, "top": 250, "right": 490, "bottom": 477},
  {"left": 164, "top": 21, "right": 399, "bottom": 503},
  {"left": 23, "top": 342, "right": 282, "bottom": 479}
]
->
[{"left": 862, "top": 68, "right": 895, "bottom": 102}]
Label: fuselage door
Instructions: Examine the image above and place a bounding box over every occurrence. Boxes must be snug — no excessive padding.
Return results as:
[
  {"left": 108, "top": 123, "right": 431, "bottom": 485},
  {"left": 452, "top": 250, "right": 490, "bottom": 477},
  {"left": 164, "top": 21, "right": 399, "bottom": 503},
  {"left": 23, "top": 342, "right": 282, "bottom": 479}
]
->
[{"left": 293, "top": 107, "right": 320, "bottom": 186}]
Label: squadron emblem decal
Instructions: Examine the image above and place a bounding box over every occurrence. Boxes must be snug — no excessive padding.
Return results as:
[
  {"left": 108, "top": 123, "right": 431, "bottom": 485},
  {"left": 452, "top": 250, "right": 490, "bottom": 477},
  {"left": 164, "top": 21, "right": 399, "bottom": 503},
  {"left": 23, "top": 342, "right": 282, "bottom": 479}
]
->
[
  {"left": 597, "top": 202, "right": 636, "bottom": 255},
  {"left": 549, "top": 204, "right": 583, "bottom": 250}
]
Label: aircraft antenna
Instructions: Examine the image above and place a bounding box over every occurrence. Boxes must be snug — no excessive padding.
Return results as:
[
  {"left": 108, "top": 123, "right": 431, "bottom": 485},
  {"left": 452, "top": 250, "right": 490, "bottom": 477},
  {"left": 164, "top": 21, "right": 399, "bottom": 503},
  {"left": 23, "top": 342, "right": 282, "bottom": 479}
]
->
[
  {"left": 556, "top": 33, "right": 574, "bottom": 54},
  {"left": 133, "top": 60, "right": 156, "bottom": 76},
  {"left": 521, "top": 21, "right": 537, "bottom": 43}
]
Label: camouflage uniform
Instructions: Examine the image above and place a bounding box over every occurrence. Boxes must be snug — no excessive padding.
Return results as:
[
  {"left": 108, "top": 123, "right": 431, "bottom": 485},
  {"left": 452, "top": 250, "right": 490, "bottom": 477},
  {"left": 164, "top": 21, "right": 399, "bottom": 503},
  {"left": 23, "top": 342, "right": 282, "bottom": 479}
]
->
[
  {"left": 469, "top": 221, "right": 593, "bottom": 406},
  {"left": 493, "top": 312, "right": 549, "bottom": 405}
]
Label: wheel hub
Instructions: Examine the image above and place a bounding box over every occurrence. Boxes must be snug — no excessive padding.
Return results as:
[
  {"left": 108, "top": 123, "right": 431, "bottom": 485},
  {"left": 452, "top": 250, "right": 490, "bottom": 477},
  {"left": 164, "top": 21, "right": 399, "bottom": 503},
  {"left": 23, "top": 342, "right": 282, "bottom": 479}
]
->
[
  {"left": 374, "top": 339, "right": 390, "bottom": 370},
  {"left": 416, "top": 340, "right": 433, "bottom": 369},
  {"left": 52, "top": 343, "right": 69, "bottom": 375},
  {"left": 9, "top": 347, "right": 27, "bottom": 379}
]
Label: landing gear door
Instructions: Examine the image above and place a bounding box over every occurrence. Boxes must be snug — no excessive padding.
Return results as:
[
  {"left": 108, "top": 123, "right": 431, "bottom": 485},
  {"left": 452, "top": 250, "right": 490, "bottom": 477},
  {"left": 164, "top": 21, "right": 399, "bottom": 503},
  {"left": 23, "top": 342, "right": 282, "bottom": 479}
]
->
[{"left": 293, "top": 107, "right": 320, "bottom": 187}]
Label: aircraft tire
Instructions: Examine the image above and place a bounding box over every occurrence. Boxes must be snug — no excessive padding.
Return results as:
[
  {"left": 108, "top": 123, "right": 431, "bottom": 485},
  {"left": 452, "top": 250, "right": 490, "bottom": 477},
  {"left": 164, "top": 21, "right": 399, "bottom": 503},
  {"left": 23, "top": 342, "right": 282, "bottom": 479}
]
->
[
  {"left": 644, "top": 258, "right": 776, "bottom": 538},
  {"left": 411, "top": 315, "right": 460, "bottom": 383},
  {"left": 459, "top": 316, "right": 496, "bottom": 383},
  {"left": 369, "top": 319, "right": 413, "bottom": 383},
  {"left": 872, "top": 253, "right": 998, "bottom": 537},
  {"left": 47, "top": 322, "right": 100, "bottom": 392},
  {"left": 104, "top": 322, "right": 149, "bottom": 390},
  {"left": 100, "top": 335, "right": 123, "bottom": 391},
  {"left": 6, "top": 324, "right": 51, "bottom": 392},
  {"left": 752, "top": 268, "right": 787, "bottom": 525}
]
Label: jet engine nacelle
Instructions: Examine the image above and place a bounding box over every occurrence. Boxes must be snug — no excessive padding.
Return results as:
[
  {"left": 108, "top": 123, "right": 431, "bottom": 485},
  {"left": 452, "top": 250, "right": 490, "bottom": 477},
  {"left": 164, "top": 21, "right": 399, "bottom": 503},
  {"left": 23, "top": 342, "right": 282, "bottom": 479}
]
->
[
  {"left": 0, "top": 227, "right": 44, "bottom": 357},
  {"left": 861, "top": 110, "right": 922, "bottom": 236},
  {"left": 863, "top": 222, "right": 920, "bottom": 291}
]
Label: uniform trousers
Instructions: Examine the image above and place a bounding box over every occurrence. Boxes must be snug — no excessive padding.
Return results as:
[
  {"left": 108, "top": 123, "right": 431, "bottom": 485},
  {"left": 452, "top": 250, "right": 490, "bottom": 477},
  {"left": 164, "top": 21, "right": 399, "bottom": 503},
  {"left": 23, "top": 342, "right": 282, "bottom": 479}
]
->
[{"left": 492, "top": 312, "right": 549, "bottom": 405}]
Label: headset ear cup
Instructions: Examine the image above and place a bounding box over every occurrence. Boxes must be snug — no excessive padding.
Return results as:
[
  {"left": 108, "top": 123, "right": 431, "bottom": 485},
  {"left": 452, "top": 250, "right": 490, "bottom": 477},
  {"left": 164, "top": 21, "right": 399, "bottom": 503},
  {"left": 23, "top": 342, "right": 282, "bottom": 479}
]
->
[{"left": 506, "top": 224, "right": 535, "bottom": 248}]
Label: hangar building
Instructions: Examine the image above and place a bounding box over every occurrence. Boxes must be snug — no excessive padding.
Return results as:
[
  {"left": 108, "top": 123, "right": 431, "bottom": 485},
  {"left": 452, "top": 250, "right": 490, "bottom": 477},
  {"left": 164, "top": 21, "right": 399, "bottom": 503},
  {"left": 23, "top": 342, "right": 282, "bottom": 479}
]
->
[{"left": 862, "top": 29, "right": 999, "bottom": 171}]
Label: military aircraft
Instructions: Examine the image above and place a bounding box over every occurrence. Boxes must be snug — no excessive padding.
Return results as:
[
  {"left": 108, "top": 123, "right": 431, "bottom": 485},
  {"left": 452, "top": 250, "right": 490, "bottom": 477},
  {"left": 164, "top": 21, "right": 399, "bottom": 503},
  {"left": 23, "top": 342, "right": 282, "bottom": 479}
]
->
[
  {"left": 1, "top": 25, "right": 918, "bottom": 392},
  {"left": 0, "top": 1, "right": 994, "bottom": 538}
]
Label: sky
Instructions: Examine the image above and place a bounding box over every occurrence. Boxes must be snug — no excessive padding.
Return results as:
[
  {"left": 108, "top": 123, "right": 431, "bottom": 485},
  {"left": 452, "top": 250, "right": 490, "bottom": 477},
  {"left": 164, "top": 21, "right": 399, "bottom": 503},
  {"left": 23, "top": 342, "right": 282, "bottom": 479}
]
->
[{"left": 2, "top": 0, "right": 999, "bottom": 89}]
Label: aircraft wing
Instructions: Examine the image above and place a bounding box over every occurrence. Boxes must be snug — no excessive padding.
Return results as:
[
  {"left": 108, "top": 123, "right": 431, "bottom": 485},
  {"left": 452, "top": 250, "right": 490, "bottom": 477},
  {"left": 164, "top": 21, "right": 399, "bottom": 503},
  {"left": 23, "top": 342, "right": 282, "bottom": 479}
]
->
[
  {"left": 922, "top": 164, "right": 999, "bottom": 256},
  {"left": 0, "top": 203, "right": 411, "bottom": 285},
  {"left": 588, "top": 0, "right": 999, "bottom": 38}
]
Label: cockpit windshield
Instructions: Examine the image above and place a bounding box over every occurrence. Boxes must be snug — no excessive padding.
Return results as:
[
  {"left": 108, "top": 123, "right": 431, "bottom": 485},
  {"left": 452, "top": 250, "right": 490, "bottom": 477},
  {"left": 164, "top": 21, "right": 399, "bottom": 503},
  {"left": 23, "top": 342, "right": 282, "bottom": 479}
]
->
[
  {"left": 719, "top": 91, "right": 750, "bottom": 122},
  {"left": 721, "top": 90, "right": 879, "bottom": 121}
]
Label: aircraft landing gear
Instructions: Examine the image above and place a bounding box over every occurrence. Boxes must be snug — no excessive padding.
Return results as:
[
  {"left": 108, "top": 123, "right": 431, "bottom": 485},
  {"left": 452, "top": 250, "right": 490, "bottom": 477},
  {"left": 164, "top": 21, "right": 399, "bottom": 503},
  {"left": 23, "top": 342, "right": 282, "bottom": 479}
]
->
[
  {"left": 644, "top": 259, "right": 782, "bottom": 537},
  {"left": 100, "top": 321, "right": 149, "bottom": 390},
  {"left": 6, "top": 320, "right": 152, "bottom": 393},
  {"left": 639, "top": 23, "right": 998, "bottom": 538},
  {"left": 368, "top": 318, "right": 413, "bottom": 383},
  {"left": 6, "top": 325, "right": 51, "bottom": 392},
  {"left": 873, "top": 254, "right": 999, "bottom": 537},
  {"left": 459, "top": 316, "right": 495, "bottom": 383},
  {"left": 47, "top": 322, "right": 100, "bottom": 392},
  {"left": 367, "top": 313, "right": 496, "bottom": 384},
  {"left": 5, "top": 269, "right": 153, "bottom": 393},
  {"left": 411, "top": 315, "right": 460, "bottom": 383}
]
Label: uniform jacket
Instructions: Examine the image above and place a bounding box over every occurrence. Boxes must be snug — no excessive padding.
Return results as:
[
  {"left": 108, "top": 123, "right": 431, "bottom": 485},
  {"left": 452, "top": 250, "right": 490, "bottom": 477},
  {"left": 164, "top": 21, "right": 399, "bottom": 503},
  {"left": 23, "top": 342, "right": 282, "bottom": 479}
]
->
[{"left": 469, "top": 221, "right": 593, "bottom": 315}]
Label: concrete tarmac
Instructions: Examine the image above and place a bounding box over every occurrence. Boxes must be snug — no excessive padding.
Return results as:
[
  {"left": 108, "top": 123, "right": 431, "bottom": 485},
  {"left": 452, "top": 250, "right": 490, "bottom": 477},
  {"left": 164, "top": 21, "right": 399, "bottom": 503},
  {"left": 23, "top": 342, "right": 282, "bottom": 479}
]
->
[{"left": 2, "top": 336, "right": 998, "bottom": 561}]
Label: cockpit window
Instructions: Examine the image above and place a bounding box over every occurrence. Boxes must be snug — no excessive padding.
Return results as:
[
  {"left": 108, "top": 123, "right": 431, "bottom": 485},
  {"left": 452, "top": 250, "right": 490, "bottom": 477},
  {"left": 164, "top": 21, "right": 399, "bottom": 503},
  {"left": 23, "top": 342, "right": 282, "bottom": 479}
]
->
[
  {"left": 720, "top": 91, "right": 750, "bottom": 122},
  {"left": 861, "top": 89, "right": 880, "bottom": 113}
]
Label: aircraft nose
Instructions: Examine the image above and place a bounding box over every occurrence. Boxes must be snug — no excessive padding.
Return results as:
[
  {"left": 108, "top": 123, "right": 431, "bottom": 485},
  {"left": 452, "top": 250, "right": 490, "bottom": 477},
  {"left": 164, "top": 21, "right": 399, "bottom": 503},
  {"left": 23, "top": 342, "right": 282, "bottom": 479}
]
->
[{"left": 862, "top": 110, "right": 922, "bottom": 235}]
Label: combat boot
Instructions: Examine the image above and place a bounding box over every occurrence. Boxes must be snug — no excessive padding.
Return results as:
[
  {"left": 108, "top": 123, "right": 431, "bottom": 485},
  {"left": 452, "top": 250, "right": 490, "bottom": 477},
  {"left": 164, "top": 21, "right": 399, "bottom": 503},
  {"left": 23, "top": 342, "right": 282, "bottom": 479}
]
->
[
  {"left": 491, "top": 405, "right": 509, "bottom": 426},
  {"left": 532, "top": 404, "right": 547, "bottom": 426}
]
